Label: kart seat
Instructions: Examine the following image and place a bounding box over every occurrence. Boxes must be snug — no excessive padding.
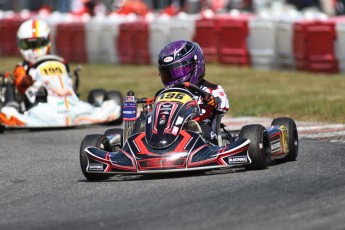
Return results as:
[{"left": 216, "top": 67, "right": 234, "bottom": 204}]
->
[{"left": 184, "top": 120, "right": 203, "bottom": 133}]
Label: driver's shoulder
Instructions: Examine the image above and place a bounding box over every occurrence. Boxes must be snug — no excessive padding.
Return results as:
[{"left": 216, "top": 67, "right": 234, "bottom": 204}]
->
[{"left": 200, "top": 79, "right": 218, "bottom": 90}]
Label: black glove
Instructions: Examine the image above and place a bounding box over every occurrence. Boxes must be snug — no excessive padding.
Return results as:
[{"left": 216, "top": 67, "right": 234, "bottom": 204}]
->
[
  {"left": 204, "top": 93, "right": 218, "bottom": 108},
  {"left": 20, "top": 75, "right": 33, "bottom": 87}
]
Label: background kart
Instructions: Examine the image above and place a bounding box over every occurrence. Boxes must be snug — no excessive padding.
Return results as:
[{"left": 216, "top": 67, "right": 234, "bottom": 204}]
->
[
  {"left": 80, "top": 83, "right": 298, "bottom": 181},
  {"left": 0, "top": 55, "right": 123, "bottom": 132}
]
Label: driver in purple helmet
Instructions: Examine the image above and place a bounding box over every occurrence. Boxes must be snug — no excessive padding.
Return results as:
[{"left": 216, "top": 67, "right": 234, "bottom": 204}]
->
[{"left": 158, "top": 40, "right": 229, "bottom": 145}]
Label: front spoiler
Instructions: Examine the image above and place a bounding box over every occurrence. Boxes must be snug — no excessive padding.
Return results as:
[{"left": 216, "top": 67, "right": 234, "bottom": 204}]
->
[{"left": 84, "top": 138, "right": 252, "bottom": 174}]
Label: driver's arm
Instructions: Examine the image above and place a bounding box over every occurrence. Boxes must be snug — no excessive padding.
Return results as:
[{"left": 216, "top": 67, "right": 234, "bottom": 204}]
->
[{"left": 13, "top": 64, "right": 33, "bottom": 95}]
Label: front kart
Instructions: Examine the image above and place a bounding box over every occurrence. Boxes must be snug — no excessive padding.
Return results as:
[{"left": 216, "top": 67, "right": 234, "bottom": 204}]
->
[{"left": 80, "top": 83, "right": 276, "bottom": 181}]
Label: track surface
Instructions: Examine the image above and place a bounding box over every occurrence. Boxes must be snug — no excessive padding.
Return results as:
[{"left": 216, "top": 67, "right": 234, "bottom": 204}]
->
[{"left": 0, "top": 122, "right": 344, "bottom": 230}]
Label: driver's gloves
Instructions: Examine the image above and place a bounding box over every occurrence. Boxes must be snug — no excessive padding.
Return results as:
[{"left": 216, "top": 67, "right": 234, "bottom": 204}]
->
[{"left": 204, "top": 93, "right": 218, "bottom": 108}]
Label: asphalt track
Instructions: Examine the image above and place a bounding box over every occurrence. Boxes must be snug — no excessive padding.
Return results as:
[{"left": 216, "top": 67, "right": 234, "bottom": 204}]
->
[{"left": 0, "top": 122, "right": 344, "bottom": 230}]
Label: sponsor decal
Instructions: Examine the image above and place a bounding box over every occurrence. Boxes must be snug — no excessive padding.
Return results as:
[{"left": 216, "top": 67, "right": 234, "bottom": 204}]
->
[
  {"left": 125, "top": 96, "right": 136, "bottom": 102},
  {"left": 148, "top": 115, "right": 152, "bottom": 124},
  {"left": 210, "top": 131, "right": 217, "bottom": 140},
  {"left": 228, "top": 157, "right": 247, "bottom": 163},
  {"left": 175, "top": 116, "right": 184, "bottom": 125},
  {"left": 172, "top": 126, "right": 179, "bottom": 135},
  {"left": 271, "top": 139, "right": 281, "bottom": 152},
  {"left": 159, "top": 115, "right": 166, "bottom": 125},
  {"left": 89, "top": 163, "right": 104, "bottom": 171},
  {"left": 164, "top": 56, "right": 174, "bottom": 62},
  {"left": 123, "top": 101, "right": 137, "bottom": 120}
]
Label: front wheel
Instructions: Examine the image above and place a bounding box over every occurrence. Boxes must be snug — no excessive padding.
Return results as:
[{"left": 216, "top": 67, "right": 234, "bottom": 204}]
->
[
  {"left": 239, "top": 124, "right": 271, "bottom": 170},
  {"left": 271, "top": 117, "right": 298, "bottom": 161},
  {"left": 80, "top": 134, "right": 112, "bottom": 181}
]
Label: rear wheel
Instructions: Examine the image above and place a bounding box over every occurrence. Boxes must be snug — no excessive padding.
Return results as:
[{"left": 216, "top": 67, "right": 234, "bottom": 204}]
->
[
  {"left": 239, "top": 124, "right": 271, "bottom": 170},
  {"left": 87, "top": 89, "right": 107, "bottom": 107},
  {"left": 80, "top": 134, "right": 112, "bottom": 181},
  {"left": 106, "top": 90, "right": 123, "bottom": 125},
  {"left": 271, "top": 117, "right": 298, "bottom": 161},
  {"left": 106, "top": 90, "right": 123, "bottom": 107}
]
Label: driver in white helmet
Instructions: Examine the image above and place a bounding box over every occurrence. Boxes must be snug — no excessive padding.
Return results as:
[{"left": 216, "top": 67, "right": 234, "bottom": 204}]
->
[{"left": 10, "top": 19, "right": 71, "bottom": 109}]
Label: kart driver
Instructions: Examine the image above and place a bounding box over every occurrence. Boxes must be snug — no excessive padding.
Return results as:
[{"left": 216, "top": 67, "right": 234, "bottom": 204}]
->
[
  {"left": 6, "top": 19, "right": 72, "bottom": 110},
  {"left": 157, "top": 40, "right": 229, "bottom": 145}
]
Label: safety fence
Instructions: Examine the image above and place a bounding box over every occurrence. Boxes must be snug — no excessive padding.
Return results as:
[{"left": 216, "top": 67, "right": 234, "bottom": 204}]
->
[{"left": 1, "top": 10, "right": 345, "bottom": 73}]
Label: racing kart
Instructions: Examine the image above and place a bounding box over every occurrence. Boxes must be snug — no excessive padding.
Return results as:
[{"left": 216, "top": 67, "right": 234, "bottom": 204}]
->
[
  {"left": 0, "top": 55, "right": 123, "bottom": 132},
  {"left": 80, "top": 82, "right": 298, "bottom": 181}
]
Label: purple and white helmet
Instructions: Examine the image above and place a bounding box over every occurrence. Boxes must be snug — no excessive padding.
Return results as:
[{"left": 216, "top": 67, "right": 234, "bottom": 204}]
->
[{"left": 158, "top": 40, "right": 205, "bottom": 87}]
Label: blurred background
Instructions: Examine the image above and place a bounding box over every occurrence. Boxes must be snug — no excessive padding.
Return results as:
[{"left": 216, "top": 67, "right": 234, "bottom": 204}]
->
[
  {"left": 0, "top": 0, "right": 342, "bottom": 16},
  {"left": 1, "top": 0, "right": 345, "bottom": 74}
]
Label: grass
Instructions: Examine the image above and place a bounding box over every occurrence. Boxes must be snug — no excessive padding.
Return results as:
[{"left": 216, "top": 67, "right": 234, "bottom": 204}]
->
[{"left": 1, "top": 56, "right": 345, "bottom": 124}]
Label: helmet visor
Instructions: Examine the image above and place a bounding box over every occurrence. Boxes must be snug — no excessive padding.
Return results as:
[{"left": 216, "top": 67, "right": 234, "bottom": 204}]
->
[
  {"left": 159, "top": 61, "right": 195, "bottom": 86},
  {"left": 18, "top": 37, "right": 50, "bottom": 50}
]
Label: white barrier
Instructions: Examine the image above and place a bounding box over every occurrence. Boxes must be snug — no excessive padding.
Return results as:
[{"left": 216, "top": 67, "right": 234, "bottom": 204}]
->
[
  {"left": 248, "top": 16, "right": 278, "bottom": 70},
  {"left": 335, "top": 21, "right": 345, "bottom": 72}
]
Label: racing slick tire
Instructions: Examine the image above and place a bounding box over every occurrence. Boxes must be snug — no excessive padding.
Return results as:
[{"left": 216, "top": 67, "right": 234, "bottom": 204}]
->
[
  {"left": 80, "top": 134, "right": 112, "bottom": 181},
  {"left": 271, "top": 117, "right": 298, "bottom": 162},
  {"left": 87, "top": 89, "right": 107, "bottom": 107},
  {"left": 106, "top": 90, "right": 123, "bottom": 125},
  {"left": 239, "top": 124, "right": 271, "bottom": 170},
  {"left": 106, "top": 90, "right": 123, "bottom": 107},
  {"left": 104, "top": 128, "right": 123, "bottom": 151}
]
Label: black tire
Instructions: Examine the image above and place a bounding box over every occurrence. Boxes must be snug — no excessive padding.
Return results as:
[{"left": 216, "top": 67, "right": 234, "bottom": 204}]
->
[
  {"left": 80, "top": 134, "right": 112, "bottom": 181},
  {"left": 132, "top": 114, "right": 146, "bottom": 134},
  {"left": 106, "top": 90, "right": 123, "bottom": 107},
  {"left": 104, "top": 128, "right": 123, "bottom": 150},
  {"left": 239, "top": 124, "right": 271, "bottom": 170},
  {"left": 271, "top": 117, "right": 298, "bottom": 161},
  {"left": 87, "top": 89, "right": 107, "bottom": 107},
  {"left": 106, "top": 90, "right": 123, "bottom": 125}
]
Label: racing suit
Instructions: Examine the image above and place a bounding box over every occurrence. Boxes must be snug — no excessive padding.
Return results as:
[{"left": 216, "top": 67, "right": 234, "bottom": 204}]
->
[
  {"left": 11, "top": 57, "right": 72, "bottom": 110},
  {"left": 197, "top": 79, "right": 230, "bottom": 145},
  {"left": 13, "top": 61, "right": 33, "bottom": 96}
]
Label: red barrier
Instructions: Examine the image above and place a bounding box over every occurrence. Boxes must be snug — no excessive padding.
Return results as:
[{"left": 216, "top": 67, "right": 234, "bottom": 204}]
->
[
  {"left": 116, "top": 20, "right": 150, "bottom": 65},
  {"left": 133, "top": 21, "right": 150, "bottom": 65},
  {"left": 217, "top": 15, "right": 251, "bottom": 65},
  {"left": 293, "top": 20, "right": 338, "bottom": 73},
  {"left": 194, "top": 15, "right": 252, "bottom": 65},
  {"left": 116, "top": 22, "right": 135, "bottom": 64},
  {"left": 0, "top": 16, "right": 27, "bottom": 56},
  {"left": 193, "top": 18, "right": 218, "bottom": 62},
  {"left": 55, "top": 22, "right": 87, "bottom": 63}
]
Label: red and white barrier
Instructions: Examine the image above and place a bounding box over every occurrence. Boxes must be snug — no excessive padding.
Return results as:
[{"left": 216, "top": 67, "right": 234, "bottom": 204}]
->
[{"left": 1, "top": 11, "right": 345, "bottom": 74}]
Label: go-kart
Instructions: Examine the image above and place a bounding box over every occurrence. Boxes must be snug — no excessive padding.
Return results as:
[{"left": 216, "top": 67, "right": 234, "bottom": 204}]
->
[
  {"left": 0, "top": 55, "right": 123, "bottom": 132},
  {"left": 80, "top": 82, "right": 298, "bottom": 181}
]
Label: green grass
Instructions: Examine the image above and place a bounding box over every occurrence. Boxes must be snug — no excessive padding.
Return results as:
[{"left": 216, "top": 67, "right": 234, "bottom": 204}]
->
[{"left": 1, "top": 56, "right": 345, "bottom": 123}]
